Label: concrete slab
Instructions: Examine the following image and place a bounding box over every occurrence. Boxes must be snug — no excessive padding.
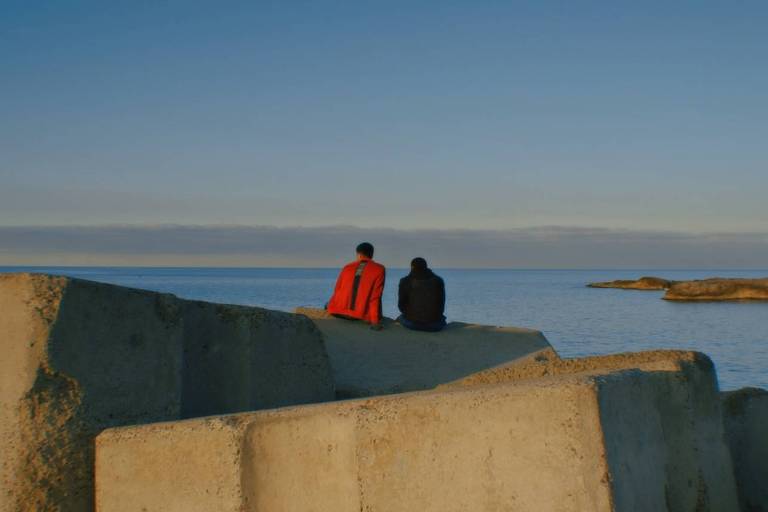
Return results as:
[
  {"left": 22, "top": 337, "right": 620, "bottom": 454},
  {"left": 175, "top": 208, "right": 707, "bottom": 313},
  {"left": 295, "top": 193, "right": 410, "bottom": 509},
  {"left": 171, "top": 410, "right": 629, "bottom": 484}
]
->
[
  {"left": 0, "top": 273, "right": 334, "bottom": 512},
  {"left": 722, "top": 387, "right": 768, "bottom": 512},
  {"left": 295, "top": 307, "right": 557, "bottom": 398},
  {"left": 96, "top": 364, "right": 740, "bottom": 512}
]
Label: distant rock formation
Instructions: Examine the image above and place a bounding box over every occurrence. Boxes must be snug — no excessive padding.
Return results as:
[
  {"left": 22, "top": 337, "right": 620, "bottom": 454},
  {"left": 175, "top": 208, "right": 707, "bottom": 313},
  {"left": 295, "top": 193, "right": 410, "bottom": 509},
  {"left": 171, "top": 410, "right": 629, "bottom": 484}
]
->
[
  {"left": 664, "top": 278, "right": 768, "bottom": 301},
  {"left": 589, "top": 276, "right": 768, "bottom": 301},
  {"left": 587, "top": 276, "right": 676, "bottom": 290}
]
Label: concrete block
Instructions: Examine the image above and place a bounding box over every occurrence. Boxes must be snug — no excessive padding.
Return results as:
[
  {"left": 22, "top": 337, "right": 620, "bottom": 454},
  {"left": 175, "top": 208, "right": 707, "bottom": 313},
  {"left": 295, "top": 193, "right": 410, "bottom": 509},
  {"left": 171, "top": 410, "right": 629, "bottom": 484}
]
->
[
  {"left": 439, "top": 349, "right": 710, "bottom": 387},
  {"left": 295, "top": 307, "right": 557, "bottom": 398},
  {"left": 96, "top": 365, "right": 739, "bottom": 512},
  {"left": 0, "top": 273, "right": 334, "bottom": 512},
  {"left": 441, "top": 350, "right": 741, "bottom": 512},
  {"left": 722, "top": 387, "right": 768, "bottom": 512},
  {"left": 179, "top": 300, "right": 334, "bottom": 418}
]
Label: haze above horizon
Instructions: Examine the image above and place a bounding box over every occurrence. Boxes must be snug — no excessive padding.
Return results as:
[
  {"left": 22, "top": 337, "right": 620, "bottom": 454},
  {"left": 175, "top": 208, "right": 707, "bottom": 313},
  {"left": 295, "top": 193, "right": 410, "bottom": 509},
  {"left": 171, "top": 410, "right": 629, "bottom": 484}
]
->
[{"left": 2, "top": 1, "right": 767, "bottom": 265}]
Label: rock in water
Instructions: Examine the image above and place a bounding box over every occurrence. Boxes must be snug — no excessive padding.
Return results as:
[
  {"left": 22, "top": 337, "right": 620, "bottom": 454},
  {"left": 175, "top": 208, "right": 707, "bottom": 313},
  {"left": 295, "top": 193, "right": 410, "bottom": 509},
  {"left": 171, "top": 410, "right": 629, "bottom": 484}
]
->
[
  {"left": 664, "top": 278, "right": 768, "bottom": 301},
  {"left": 587, "top": 276, "right": 676, "bottom": 290}
]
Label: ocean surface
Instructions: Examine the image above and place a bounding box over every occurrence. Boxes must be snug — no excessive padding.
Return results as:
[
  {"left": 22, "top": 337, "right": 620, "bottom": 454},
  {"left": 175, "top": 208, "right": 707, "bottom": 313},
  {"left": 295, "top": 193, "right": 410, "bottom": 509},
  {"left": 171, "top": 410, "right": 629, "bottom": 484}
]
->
[{"left": 3, "top": 267, "right": 766, "bottom": 391}]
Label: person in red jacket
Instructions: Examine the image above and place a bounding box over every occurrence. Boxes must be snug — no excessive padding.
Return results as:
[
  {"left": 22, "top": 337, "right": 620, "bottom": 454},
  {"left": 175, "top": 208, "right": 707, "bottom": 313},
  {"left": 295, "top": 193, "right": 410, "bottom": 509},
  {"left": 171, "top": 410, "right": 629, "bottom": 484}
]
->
[{"left": 326, "top": 242, "right": 386, "bottom": 330}]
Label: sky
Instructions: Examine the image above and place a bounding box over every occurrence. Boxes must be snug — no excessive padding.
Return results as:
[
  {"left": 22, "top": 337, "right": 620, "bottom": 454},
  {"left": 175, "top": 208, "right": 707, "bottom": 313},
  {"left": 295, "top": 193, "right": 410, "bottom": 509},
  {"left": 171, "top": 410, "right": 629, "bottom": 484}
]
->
[{"left": 1, "top": 1, "right": 767, "bottom": 266}]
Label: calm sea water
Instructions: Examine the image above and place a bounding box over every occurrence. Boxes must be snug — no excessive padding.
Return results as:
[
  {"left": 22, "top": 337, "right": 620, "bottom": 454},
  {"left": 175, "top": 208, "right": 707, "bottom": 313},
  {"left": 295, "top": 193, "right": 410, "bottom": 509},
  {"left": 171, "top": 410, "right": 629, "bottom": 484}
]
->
[{"left": 3, "top": 267, "right": 766, "bottom": 391}]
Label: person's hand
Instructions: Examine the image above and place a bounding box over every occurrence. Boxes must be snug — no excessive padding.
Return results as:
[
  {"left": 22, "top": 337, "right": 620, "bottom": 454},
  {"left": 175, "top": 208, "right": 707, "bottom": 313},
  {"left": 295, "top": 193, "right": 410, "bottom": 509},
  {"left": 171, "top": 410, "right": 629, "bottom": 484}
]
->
[{"left": 370, "top": 323, "right": 383, "bottom": 331}]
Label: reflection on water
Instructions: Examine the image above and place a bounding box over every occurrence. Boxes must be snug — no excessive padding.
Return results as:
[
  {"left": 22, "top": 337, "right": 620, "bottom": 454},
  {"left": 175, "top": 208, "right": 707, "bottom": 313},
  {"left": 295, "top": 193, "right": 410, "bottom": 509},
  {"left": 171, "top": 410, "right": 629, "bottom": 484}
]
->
[{"left": 3, "top": 267, "right": 766, "bottom": 390}]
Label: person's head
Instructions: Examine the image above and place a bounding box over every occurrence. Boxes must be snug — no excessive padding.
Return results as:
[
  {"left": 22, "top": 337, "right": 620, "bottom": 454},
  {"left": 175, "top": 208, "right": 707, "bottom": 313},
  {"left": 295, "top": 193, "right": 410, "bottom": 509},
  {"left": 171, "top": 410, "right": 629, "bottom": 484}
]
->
[
  {"left": 410, "top": 257, "right": 428, "bottom": 272},
  {"left": 356, "top": 242, "right": 374, "bottom": 259}
]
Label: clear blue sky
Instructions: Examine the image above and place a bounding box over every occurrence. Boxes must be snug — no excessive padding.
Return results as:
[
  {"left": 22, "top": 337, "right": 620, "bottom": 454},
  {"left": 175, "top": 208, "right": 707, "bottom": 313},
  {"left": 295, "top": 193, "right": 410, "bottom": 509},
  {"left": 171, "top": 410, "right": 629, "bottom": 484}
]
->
[{"left": 1, "top": 1, "right": 767, "bottom": 236}]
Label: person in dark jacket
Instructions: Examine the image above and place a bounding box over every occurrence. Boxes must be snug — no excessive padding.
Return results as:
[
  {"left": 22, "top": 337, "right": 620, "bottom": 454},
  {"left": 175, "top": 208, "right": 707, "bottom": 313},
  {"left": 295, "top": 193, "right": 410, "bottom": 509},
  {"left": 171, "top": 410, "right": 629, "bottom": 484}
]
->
[{"left": 397, "top": 257, "right": 446, "bottom": 332}]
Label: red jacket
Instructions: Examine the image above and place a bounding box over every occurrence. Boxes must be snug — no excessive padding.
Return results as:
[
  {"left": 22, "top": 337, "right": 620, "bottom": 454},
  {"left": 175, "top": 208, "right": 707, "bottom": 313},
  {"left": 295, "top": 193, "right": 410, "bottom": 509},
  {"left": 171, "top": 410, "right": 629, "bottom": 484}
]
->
[{"left": 327, "top": 257, "right": 386, "bottom": 324}]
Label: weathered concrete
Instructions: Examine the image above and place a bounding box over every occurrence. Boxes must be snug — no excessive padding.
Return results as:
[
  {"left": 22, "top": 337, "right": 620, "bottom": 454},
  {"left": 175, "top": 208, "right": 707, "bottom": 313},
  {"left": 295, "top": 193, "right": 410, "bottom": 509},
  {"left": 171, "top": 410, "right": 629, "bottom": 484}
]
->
[
  {"left": 588, "top": 276, "right": 676, "bottom": 290},
  {"left": 439, "top": 349, "right": 712, "bottom": 386},
  {"left": 722, "top": 387, "right": 768, "bottom": 512},
  {"left": 441, "top": 350, "right": 741, "bottom": 512},
  {"left": 664, "top": 277, "right": 768, "bottom": 301},
  {"left": 0, "top": 273, "right": 334, "bottom": 512},
  {"left": 96, "top": 365, "right": 740, "bottom": 512},
  {"left": 295, "top": 307, "right": 557, "bottom": 398}
]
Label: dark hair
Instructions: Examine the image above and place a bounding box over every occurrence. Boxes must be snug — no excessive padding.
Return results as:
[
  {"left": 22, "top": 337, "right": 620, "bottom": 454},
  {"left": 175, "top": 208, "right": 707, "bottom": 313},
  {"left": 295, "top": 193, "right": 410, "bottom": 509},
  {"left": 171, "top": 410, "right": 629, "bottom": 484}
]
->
[
  {"left": 356, "top": 242, "right": 374, "bottom": 258},
  {"left": 411, "top": 257, "right": 428, "bottom": 271}
]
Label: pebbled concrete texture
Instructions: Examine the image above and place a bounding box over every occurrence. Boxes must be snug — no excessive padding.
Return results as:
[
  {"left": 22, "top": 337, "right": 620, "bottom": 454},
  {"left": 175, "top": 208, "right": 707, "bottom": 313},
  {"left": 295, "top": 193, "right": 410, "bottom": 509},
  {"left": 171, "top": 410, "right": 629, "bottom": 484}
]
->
[
  {"left": 0, "top": 273, "right": 334, "bottom": 512},
  {"left": 441, "top": 350, "right": 741, "bottom": 512},
  {"left": 295, "top": 306, "right": 558, "bottom": 398},
  {"left": 722, "top": 387, "right": 768, "bottom": 512},
  {"left": 97, "top": 377, "right": 611, "bottom": 512},
  {"left": 438, "top": 349, "right": 714, "bottom": 387},
  {"left": 96, "top": 361, "right": 741, "bottom": 512}
]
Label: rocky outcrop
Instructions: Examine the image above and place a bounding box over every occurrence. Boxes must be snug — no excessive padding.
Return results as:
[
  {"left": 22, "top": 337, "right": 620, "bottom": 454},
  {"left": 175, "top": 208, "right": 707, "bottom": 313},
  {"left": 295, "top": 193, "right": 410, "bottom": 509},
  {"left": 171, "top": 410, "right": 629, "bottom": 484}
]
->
[
  {"left": 587, "top": 276, "right": 676, "bottom": 290},
  {"left": 95, "top": 350, "right": 742, "bottom": 512},
  {"left": 0, "top": 273, "right": 334, "bottom": 512},
  {"left": 588, "top": 276, "right": 768, "bottom": 301},
  {"left": 664, "top": 278, "right": 768, "bottom": 301},
  {"left": 722, "top": 387, "right": 768, "bottom": 512},
  {"left": 295, "top": 307, "right": 557, "bottom": 398}
]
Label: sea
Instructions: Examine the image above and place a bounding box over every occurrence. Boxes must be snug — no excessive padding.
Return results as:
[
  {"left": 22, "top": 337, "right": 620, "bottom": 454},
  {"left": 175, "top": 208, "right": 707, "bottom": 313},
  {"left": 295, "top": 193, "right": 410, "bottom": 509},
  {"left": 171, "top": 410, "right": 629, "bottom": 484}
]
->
[{"left": 2, "top": 267, "right": 766, "bottom": 391}]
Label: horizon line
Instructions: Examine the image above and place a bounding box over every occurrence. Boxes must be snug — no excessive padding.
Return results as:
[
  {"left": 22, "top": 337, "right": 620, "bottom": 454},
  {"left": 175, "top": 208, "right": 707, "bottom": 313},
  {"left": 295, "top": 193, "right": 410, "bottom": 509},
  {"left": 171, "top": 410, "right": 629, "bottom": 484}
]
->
[
  {"left": 3, "top": 265, "right": 768, "bottom": 272},
  {"left": 3, "top": 223, "right": 768, "bottom": 236}
]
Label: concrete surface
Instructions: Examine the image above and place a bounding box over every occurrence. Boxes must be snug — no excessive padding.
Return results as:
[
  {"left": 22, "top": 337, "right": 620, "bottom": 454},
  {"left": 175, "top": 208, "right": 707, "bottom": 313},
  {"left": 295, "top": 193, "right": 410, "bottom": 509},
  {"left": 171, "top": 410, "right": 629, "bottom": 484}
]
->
[
  {"left": 441, "top": 350, "right": 741, "bottom": 512},
  {"left": 0, "top": 273, "right": 334, "bottom": 512},
  {"left": 722, "top": 387, "right": 768, "bottom": 512},
  {"left": 96, "top": 363, "right": 740, "bottom": 512},
  {"left": 295, "top": 307, "right": 557, "bottom": 397},
  {"left": 97, "top": 377, "right": 609, "bottom": 512},
  {"left": 439, "top": 349, "right": 712, "bottom": 387},
  {"left": 664, "top": 277, "right": 768, "bottom": 301}
]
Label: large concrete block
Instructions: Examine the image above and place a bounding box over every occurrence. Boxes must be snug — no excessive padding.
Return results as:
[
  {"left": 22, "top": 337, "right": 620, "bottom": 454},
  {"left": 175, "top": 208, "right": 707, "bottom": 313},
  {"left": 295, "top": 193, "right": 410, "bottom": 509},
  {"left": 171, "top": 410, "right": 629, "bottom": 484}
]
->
[
  {"left": 441, "top": 350, "right": 741, "bottom": 512},
  {"left": 722, "top": 387, "right": 768, "bottom": 512},
  {"left": 0, "top": 273, "right": 334, "bottom": 512},
  {"left": 438, "top": 349, "right": 710, "bottom": 386},
  {"left": 179, "top": 300, "right": 333, "bottom": 418},
  {"left": 96, "top": 366, "right": 739, "bottom": 512},
  {"left": 295, "top": 307, "right": 557, "bottom": 397}
]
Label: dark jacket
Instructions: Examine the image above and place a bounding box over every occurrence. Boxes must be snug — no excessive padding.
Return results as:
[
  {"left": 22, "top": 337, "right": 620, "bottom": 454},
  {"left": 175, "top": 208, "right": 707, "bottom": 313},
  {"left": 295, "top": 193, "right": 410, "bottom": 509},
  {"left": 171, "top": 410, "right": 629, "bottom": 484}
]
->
[{"left": 398, "top": 269, "right": 445, "bottom": 324}]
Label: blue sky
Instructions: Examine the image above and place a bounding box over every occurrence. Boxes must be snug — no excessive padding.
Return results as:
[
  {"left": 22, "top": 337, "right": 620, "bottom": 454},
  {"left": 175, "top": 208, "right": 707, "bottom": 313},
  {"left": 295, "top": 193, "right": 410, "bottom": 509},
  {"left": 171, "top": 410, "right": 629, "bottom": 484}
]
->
[{"left": 1, "top": 2, "right": 767, "bottom": 264}]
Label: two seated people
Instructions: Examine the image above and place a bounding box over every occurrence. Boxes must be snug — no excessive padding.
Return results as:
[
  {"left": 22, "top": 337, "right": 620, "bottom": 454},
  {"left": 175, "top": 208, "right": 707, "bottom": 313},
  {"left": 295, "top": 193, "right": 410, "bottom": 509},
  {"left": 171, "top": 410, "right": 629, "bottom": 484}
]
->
[{"left": 326, "top": 242, "right": 446, "bottom": 332}]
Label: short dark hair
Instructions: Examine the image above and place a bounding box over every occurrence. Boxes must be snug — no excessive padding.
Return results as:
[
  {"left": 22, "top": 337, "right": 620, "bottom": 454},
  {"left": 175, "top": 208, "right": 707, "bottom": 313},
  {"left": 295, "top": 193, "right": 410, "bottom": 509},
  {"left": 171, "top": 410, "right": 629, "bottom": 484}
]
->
[
  {"left": 411, "top": 257, "right": 427, "bottom": 271},
  {"left": 356, "top": 242, "right": 374, "bottom": 258}
]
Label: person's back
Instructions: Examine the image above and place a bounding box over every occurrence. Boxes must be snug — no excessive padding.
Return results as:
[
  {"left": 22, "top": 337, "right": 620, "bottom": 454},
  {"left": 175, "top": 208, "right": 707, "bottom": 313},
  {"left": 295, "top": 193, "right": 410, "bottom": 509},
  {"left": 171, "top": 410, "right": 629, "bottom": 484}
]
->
[
  {"left": 398, "top": 257, "right": 446, "bottom": 332},
  {"left": 326, "top": 242, "right": 386, "bottom": 330}
]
